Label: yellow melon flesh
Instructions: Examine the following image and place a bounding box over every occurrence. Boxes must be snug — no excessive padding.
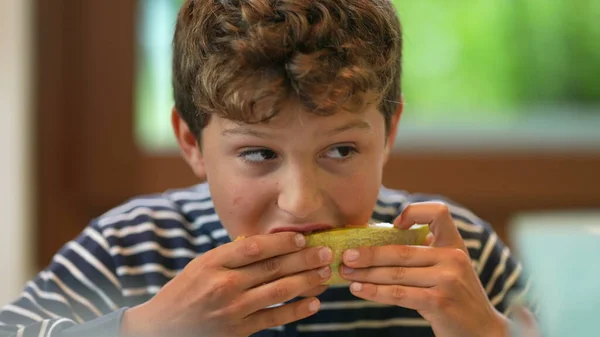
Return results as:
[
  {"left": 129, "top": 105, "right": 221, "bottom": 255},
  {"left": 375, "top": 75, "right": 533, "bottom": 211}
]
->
[{"left": 305, "top": 224, "right": 430, "bottom": 285}]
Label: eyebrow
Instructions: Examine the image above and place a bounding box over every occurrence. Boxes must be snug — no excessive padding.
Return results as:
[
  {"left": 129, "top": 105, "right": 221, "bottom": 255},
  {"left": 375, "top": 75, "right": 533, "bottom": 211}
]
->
[
  {"left": 221, "top": 120, "right": 371, "bottom": 138},
  {"left": 324, "top": 120, "right": 371, "bottom": 136},
  {"left": 221, "top": 127, "right": 272, "bottom": 138}
]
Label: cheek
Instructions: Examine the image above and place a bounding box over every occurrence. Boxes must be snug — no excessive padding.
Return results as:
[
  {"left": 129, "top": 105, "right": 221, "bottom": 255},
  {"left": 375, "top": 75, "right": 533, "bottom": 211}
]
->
[
  {"left": 209, "top": 176, "right": 274, "bottom": 238},
  {"left": 332, "top": 164, "right": 382, "bottom": 225}
]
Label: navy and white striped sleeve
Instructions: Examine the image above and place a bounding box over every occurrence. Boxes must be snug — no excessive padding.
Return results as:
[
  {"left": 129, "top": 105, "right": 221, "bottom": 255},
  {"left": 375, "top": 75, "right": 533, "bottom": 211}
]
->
[
  {"left": 403, "top": 194, "right": 534, "bottom": 315},
  {"left": 0, "top": 220, "right": 125, "bottom": 337},
  {"left": 471, "top": 221, "right": 532, "bottom": 316},
  {"left": 449, "top": 211, "right": 532, "bottom": 316}
]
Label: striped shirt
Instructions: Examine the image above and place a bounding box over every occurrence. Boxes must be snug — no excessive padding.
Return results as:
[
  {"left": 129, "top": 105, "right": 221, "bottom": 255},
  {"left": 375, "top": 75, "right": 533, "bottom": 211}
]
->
[{"left": 0, "top": 183, "right": 529, "bottom": 337}]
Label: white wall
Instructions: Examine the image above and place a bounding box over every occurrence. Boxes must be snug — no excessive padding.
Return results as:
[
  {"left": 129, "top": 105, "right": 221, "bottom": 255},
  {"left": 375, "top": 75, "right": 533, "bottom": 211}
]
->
[{"left": 0, "top": 0, "right": 34, "bottom": 304}]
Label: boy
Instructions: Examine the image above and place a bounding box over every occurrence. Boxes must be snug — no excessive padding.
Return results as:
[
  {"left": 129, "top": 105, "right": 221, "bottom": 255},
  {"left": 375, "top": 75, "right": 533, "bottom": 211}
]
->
[{"left": 0, "top": 0, "right": 532, "bottom": 336}]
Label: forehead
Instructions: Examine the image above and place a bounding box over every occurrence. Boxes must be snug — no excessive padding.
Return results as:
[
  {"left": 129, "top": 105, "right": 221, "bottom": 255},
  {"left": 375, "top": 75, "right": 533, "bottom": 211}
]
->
[{"left": 216, "top": 97, "right": 385, "bottom": 135}]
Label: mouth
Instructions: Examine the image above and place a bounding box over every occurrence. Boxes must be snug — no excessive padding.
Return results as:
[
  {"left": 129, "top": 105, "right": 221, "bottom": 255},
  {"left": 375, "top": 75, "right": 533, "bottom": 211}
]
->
[
  {"left": 301, "top": 229, "right": 329, "bottom": 235},
  {"left": 269, "top": 224, "right": 334, "bottom": 235}
]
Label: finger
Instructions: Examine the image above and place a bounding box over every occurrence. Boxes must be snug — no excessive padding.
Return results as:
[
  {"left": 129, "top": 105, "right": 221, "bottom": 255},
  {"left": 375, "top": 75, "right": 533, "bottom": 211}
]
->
[
  {"left": 340, "top": 265, "right": 436, "bottom": 287},
  {"left": 342, "top": 244, "right": 440, "bottom": 269},
  {"left": 237, "top": 246, "right": 333, "bottom": 289},
  {"left": 394, "top": 202, "right": 465, "bottom": 250},
  {"left": 239, "top": 266, "right": 331, "bottom": 315},
  {"left": 215, "top": 232, "right": 307, "bottom": 269},
  {"left": 298, "top": 285, "right": 328, "bottom": 298},
  {"left": 423, "top": 233, "right": 434, "bottom": 246},
  {"left": 348, "top": 282, "right": 432, "bottom": 311},
  {"left": 242, "top": 297, "right": 320, "bottom": 335}
]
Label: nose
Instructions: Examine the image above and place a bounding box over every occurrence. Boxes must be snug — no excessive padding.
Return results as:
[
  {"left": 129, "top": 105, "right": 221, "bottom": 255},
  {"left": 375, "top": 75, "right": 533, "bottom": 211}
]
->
[{"left": 277, "top": 167, "right": 323, "bottom": 219}]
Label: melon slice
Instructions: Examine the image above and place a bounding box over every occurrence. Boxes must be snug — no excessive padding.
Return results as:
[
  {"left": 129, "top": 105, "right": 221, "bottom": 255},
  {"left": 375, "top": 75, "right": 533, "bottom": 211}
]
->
[{"left": 305, "top": 223, "right": 430, "bottom": 285}]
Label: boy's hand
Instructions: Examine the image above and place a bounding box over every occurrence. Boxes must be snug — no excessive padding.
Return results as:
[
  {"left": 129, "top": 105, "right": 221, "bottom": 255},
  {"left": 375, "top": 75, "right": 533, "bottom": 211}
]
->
[
  {"left": 340, "top": 202, "right": 508, "bottom": 337},
  {"left": 120, "top": 232, "right": 333, "bottom": 337}
]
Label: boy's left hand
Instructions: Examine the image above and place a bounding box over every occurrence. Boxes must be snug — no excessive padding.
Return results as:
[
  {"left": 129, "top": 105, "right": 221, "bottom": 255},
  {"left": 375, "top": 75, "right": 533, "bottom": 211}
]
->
[{"left": 340, "top": 202, "right": 508, "bottom": 337}]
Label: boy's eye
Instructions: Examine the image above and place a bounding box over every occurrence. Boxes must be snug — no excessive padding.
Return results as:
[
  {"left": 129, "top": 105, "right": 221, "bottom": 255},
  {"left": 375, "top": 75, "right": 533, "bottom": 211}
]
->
[
  {"left": 239, "top": 149, "right": 278, "bottom": 163},
  {"left": 323, "top": 145, "right": 357, "bottom": 159}
]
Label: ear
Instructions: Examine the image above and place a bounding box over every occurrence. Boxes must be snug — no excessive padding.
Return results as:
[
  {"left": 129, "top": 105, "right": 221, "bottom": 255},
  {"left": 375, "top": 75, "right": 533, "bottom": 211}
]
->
[
  {"left": 171, "top": 107, "right": 206, "bottom": 180},
  {"left": 383, "top": 98, "right": 403, "bottom": 165}
]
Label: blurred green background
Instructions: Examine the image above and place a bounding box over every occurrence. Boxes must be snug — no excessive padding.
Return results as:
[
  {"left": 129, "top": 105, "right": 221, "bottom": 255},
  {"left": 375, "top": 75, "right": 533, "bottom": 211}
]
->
[{"left": 135, "top": 0, "right": 600, "bottom": 152}]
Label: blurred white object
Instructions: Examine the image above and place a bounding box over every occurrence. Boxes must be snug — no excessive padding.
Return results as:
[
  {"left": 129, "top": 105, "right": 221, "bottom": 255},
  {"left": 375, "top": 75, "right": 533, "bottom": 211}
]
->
[
  {"left": 510, "top": 210, "right": 600, "bottom": 337},
  {"left": 0, "top": 0, "right": 34, "bottom": 304}
]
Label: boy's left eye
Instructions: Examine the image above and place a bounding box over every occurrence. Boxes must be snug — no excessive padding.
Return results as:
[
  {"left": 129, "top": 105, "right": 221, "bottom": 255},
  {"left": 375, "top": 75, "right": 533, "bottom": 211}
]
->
[{"left": 323, "top": 145, "right": 357, "bottom": 159}]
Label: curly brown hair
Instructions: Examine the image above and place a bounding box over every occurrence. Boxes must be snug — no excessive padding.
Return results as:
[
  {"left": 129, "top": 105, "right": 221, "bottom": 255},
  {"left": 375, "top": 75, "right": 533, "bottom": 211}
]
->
[{"left": 172, "top": 0, "right": 402, "bottom": 140}]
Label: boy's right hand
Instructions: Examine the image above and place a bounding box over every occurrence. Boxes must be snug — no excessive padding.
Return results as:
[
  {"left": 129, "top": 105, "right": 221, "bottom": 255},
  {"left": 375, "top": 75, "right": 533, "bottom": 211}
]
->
[{"left": 120, "top": 232, "right": 333, "bottom": 337}]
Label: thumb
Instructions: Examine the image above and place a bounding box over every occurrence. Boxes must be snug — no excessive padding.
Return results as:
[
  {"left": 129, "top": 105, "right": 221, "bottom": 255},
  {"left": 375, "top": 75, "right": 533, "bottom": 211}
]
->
[{"left": 394, "top": 202, "right": 465, "bottom": 251}]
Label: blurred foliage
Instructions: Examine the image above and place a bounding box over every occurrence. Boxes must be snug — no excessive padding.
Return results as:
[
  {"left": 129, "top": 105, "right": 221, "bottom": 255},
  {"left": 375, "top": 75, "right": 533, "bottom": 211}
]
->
[{"left": 392, "top": 0, "right": 600, "bottom": 123}]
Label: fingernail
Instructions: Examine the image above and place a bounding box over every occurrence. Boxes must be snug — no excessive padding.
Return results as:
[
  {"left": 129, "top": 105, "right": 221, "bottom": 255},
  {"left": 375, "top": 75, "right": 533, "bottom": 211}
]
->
[
  {"left": 344, "top": 249, "right": 360, "bottom": 262},
  {"left": 342, "top": 266, "right": 355, "bottom": 274},
  {"left": 308, "top": 299, "right": 320, "bottom": 312},
  {"left": 318, "top": 266, "right": 331, "bottom": 279},
  {"left": 295, "top": 234, "right": 306, "bottom": 248},
  {"left": 319, "top": 247, "right": 332, "bottom": 262},
  {"left": 350, "top": 282, "right": 363, "bottom": 292}
]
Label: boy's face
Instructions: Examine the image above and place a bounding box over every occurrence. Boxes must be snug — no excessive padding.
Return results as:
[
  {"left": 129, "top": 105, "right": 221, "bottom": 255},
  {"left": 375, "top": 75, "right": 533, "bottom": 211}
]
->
[{"left": 173, "top": 98, "right": 402, "bottom": 239}]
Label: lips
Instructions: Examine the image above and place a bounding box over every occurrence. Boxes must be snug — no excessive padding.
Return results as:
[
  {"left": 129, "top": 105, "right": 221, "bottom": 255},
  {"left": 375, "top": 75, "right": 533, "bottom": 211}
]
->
[{"left": 268, "top": 224, "right": 334, "bottom": 235}]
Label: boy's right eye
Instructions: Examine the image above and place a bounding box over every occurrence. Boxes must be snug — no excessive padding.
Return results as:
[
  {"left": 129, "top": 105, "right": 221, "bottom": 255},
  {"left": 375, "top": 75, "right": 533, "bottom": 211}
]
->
[{"left": 239, "top": 149, "right": 278, "bottom": 163}]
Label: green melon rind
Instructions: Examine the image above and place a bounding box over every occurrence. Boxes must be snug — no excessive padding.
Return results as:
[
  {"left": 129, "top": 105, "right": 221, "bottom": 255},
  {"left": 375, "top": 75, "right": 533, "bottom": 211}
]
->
[{"left": 305, "top": 224, "right": 430, "bottom": 285}]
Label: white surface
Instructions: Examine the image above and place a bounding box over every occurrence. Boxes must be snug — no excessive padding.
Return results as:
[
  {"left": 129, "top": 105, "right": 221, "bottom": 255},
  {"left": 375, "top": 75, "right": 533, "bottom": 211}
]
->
[
  {"left": 0, "top": 0, "right": 34, "bottom": 304},
  {"left": 393, "top": 110, "right": 600, "bottom": 153},
  {"left": 510, "top": 210, "right": 600, "bottom": 337}
]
